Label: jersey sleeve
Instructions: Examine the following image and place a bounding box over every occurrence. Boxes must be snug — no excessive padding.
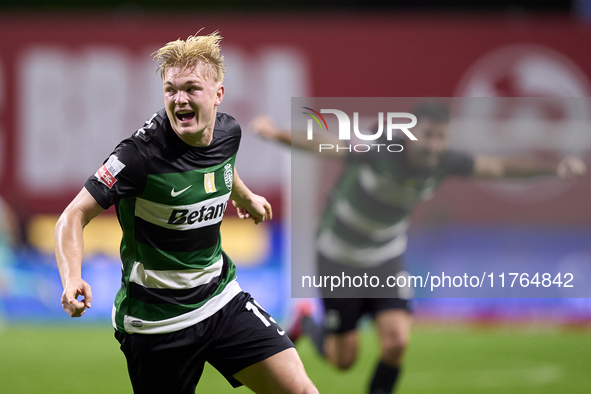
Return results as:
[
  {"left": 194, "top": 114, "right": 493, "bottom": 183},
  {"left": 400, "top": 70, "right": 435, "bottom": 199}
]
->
[
  {"left": 216, "top": 112, "right": 242, "bottom": 157},
  {"left": 84, "top": 139, "right": 147, "bottom": 209},
  {"left": 225, "top": 118, "right": 241, "bottom": 156},
  {"left": 440, "top": 150, "right": 475, "bottom": 176}
]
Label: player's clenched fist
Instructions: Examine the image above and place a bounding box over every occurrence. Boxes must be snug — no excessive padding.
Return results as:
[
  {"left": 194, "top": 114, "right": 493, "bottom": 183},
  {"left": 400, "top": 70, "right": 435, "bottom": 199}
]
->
[{"left": 61, "top": 278, "right": 92, "bottom": 317}]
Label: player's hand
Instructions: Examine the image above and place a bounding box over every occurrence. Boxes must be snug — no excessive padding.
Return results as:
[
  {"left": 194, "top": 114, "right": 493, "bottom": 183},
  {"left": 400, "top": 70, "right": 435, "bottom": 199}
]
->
[
  {"left": 232, "top": 194, "right": 272, "bottom": 225},
  {"left": 61, "top": 278, "right": 92, "bottom": 317},
  {"left": 557, "top": 156, "right": 587, "bottom": 180},
  {"left": 249, "top": 115, "right": 279, "bottom": 140}
]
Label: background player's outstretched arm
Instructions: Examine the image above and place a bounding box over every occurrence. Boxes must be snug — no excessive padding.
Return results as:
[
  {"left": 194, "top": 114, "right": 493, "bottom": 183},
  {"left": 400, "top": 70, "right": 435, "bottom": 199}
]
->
[
  {"left": 473, "top": 155, "right": 587, "bottom": 179},
  {"left": 249, "top": 115, "right": 346, "bottom": 158},
  {"left": 55, "top": 188, "right": 104, "bottom": 317},
  {"left": 230, "top": 168, "right": 272, "bottom": 225}
]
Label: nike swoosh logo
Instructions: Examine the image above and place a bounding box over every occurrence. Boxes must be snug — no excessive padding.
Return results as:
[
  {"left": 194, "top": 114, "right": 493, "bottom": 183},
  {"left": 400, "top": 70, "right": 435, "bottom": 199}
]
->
[
  {"left": 277, "top": 328, "right": 285, "bottom": 336},
  {"left": 171, "top": 185, "right": 192, "bottom": 197}
]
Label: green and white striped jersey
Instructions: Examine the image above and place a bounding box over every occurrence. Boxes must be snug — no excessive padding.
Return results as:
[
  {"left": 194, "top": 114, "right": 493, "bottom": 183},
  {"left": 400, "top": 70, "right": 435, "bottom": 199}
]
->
[
  {"left": 86, "top": 109, "right": 242, "bottom": 334},
  {"left": 317, "top": 144, "right": 474, "bottom": 268}
]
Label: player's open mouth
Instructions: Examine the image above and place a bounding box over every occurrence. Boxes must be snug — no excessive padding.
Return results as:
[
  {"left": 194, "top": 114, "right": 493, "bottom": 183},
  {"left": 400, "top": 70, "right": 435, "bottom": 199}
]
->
[{"left": 176, "top": 110, "right": 195, "bottom": 122}]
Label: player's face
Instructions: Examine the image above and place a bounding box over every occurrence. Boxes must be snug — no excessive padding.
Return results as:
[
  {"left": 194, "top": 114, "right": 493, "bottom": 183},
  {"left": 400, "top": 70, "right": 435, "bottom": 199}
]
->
[
  {"left": 163, "top": 63, "right": 224, "bottom": 146},
  {"left": 405, "top": 119, "right": 448, "bottom": 168}
]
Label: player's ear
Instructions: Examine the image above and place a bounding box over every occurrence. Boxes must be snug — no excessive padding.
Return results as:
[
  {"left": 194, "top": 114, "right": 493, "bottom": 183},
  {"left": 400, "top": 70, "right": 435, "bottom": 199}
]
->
[{"left": 214, "top": 85, "right": 224, "bottom": 106}]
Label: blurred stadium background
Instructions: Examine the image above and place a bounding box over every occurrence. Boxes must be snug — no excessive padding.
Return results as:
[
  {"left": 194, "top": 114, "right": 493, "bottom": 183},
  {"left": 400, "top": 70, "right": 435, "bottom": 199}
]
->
[{"left": 0, "top": 1, "right": 590, "bottom": 393}]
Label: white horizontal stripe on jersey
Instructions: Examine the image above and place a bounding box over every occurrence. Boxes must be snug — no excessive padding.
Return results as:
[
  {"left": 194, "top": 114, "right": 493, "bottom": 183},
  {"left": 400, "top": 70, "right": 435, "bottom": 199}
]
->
[
  {"left": 122, "top": 280, "right": 242, "bottom": 334},
  {"left": 135, "top": 192, "right": 230, "bottom": 231},
  {"left": 358, "top": 164, "right": 436, "bottom": 207},
  {"left": 129, "top": 256, "right": 223, "bottom": 290},
  {"left": 334, "top": 199, "right": 410, "bottom": 242},
  {"left": 316, "top": 229, "right": 408, "bottom": 267}
]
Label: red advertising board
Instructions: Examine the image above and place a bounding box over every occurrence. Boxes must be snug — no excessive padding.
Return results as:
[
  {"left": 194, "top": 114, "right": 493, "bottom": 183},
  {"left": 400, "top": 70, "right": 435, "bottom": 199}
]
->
[{"left": 0, "top": 13, "right": 589, "bottom": 224}]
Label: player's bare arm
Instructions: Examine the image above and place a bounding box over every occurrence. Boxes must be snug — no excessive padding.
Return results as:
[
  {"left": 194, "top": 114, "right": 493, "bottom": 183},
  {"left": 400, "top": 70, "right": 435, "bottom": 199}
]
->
[
  {"left": 55, "top": 187, "right": 104, "bottom": 317},
  {"left": 473, "top": 155, "right": 587, "bottom": 179},
  {"left": 249, "top": 115, "right": 292, "bottom": 145},
  {"left": 249, "top": 115, "right": 346, "bottom": 158},
  {"left": 230, "top": 168, "right": 272, "bottom": 225}
]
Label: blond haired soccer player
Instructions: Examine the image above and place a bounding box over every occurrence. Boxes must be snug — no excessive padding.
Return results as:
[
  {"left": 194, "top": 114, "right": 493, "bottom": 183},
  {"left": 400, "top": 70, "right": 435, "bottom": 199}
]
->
[
  {"left": 250, "top": 103, "right": 586, "bottom": 394},
  {"left": 55, "top": 32, "right": 317, "bottom": 394}
]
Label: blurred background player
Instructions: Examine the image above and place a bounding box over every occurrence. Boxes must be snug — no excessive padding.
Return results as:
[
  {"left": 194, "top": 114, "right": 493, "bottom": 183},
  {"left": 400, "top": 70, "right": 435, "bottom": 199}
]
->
[
  {"left": 249, "top": 100, "right": 587, "bottom": 394},
  {"left": 54, "top": 32, "right": 317, "bottom": 394}
]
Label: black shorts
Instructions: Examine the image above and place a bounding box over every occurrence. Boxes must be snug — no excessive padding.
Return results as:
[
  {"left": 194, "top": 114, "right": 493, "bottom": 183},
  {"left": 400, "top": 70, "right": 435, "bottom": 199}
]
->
[
  {"left": 317, "top": 253, "right": 411, "bottom": 299},
  {"left": 322, "top": 297, "right": 412, "bottom": 334},
  {"left": 318, "top": 253, "right": 412, "bottom": 334},
  {"left": 115, "top": 291, "right": 293, "bottom": 393}
]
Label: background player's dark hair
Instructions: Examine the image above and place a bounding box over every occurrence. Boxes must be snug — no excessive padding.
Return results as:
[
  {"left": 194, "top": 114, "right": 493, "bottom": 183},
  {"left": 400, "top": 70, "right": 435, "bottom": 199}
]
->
[
  {"left": 370, "top": 99, "right": 450, "bottom": 141},
  {"left": 412, "top": 100, "right": 450, "bottom": 123}
]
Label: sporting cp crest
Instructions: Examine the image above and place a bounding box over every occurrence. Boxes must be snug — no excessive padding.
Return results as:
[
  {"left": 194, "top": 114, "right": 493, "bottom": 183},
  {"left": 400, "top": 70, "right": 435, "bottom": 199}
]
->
[{"left": 224, "top": 163, "right": 233, "bottom": 190}]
